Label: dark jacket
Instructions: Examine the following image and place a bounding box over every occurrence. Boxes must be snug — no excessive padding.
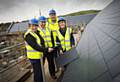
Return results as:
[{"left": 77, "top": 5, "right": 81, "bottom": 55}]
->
[
  {"left": 56, "top": 27, "right": 75, "bottom": 47},
  {"left": 24, "top": 31, "right": 48, "bottom": 54},
  {"left": 24, "top": 30, "right": 50, "bottom": 63}
]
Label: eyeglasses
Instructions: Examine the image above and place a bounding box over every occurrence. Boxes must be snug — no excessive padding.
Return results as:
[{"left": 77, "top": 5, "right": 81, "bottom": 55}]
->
[
  {"left": 49, "top": 13, "right": 56, "bottom": 16},
  {"left": 33, "top": 24, "right": 38, "bottom": 27},
  {"left": 41, "top": 21, "right": 46, "bottom": 23}
]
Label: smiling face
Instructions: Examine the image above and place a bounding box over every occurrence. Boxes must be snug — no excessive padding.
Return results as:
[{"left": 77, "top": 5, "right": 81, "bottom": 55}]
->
[
  {"left": 39, "top": 21, "right": 46, "bottom": 28},
  {"left": 29, "top": 24, "right": 38, "bottom": 31},
  {"left": 59, "top": 21, "right": 66, "bottom": 29},
  {"left": 49, "top": 13, "right": 56, "bottom": 21}
]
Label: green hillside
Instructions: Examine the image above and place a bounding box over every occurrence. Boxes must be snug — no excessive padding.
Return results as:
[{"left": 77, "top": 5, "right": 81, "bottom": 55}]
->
[{"left": 62, "top": 10, "right": 100, "bottom": 16}]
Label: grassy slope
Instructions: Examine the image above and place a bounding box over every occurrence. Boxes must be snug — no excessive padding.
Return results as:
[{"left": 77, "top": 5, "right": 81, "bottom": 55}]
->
[{"left": 62, "top": 10, "right": 100, "bottom": 17}]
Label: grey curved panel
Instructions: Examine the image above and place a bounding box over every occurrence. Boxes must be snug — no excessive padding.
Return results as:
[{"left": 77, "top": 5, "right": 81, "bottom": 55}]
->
[
  {"left": 61, "top": 0, "right": 120, "bottom": 82},
  {"left": 65, "top": 14, "right": 97, "bottom": 26},
  {"left": 9, "top": 14, "right": 96, "bottom": 33},
  {"left": 9, "top": 21, "right": 28, "bottom": 32}
]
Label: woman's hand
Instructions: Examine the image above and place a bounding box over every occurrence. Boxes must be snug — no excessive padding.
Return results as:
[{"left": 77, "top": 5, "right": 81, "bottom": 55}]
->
[{"left": 48, "top": 48, "right": 54, "bottom": 53}]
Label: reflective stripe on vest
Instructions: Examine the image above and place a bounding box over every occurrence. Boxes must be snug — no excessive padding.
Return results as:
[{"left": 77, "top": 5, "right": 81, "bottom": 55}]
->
[
  {"left": 57, "top": 27, "right": 72, "bottom": 51},
  {"left": 56, "top": 30, "right": 65, "bottom": 51},
  {"left": 65, "top": 27, "right": 72, "bottom": 51},
  {"left": 47, "top": 17, "right": 59, "bottom": 47},
  {"left": 24, "top": 29, "right": 43, "bottom": 59},
  {"left": 37, "top": 27, "right": 53, "bottom": 47}
]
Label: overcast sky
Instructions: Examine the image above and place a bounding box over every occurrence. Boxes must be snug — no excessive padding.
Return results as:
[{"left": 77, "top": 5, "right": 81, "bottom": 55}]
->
[{"left": 0, "top": 0, "right": 113, "bottom": 23}]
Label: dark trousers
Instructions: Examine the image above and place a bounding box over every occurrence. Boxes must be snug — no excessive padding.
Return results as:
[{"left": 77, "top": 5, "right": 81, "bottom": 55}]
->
[
  {"left": 46, "top": 51, "right": 56, "bottom": 76},
  {"left": 30, "top": 59, "right": 43, "bottom": 82}
]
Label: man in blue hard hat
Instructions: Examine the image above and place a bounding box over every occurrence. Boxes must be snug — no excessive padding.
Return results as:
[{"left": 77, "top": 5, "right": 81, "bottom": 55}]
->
[
  {"left": 24, "top": 18, "right": 54, "bottom": 82},
  {"left": 37, "top": 16, "right": 57, "bottom": 79},
  {"left": 47, "top": 9, "right": 59, "bottom": 47},
  {"left": 47, "top": 9, "right": 65, "bottom": 73}
]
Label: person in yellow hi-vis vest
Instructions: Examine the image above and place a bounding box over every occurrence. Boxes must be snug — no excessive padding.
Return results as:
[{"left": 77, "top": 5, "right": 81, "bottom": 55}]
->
[
  {"left": 37, "top": 16, "right": 57, "bottom": 79},
  {"left": 56, "top": 17, "right": 75, "bottom": 53},
  {"left": 46, "top": 9, "right": 65, "bottom": 73},
  {"left": 56, "top": 17, "right": 75, "bottom": 52},
  {"left": 24, "top": 18, "right": 54, "bottom": 82},
  {"left": 47, "top": 9, "right": 59, "bottom": 47},
  {"left": 56, "top": 17, "right": 75, "bottom": 72}
]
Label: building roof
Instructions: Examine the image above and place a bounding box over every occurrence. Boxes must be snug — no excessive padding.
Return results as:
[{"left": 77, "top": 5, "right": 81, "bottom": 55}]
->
[
  {"left": 65, "top": 14, "right": 97, "bottom": 26},
  {"left": 61, "top": 0, "right": 120, "bottom": 82},
  {"left": 9, "top": 21, "right": 28, "bottom": 33}
]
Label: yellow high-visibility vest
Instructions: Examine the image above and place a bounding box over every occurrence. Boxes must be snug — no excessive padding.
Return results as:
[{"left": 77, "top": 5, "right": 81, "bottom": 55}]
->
[
  {"left": 24, "top": 29, "right": 43, "bottom": 59},
  {"left": 37, "top": 27, "right": 53, "bottom": 48},
  {"left": 47, "top": 17, "right": 59, "bottom": 47},
  {"left": 57, "top": 27, "right": 72, "bottom": 51}
]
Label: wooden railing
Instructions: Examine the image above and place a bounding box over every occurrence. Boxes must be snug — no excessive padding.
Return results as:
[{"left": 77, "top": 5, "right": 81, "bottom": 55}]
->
[{"left": 0, "top": 42, "right": 31, "bottom": 82}]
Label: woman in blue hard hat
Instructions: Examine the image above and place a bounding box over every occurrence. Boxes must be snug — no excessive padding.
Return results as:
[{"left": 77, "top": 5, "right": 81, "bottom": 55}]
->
[
  {"left": 56, "top": 17, "right": 75, "bottom": 53},
  {"left": 56, "top": 17, "right": 75, "bottom": 72},
  {"left": 24, "top": 18, "right": 54, "bottom": 82},
  {"left": 37, "top": 16, "right": 57, "bottom": 79}
]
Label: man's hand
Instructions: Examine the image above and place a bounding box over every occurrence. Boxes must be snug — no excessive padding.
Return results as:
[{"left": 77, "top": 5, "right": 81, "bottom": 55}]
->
[{"left": 48, "top": 48, "right": 54, "bottom": 53}]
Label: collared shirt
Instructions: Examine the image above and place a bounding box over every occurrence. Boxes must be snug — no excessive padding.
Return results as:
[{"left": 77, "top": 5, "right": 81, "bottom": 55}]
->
[
  {"left": 56, "top": 27, "right": 75, "bottom": 47},
  {"left": 39, "top": 26, "right": 46, "bottom": 33}
]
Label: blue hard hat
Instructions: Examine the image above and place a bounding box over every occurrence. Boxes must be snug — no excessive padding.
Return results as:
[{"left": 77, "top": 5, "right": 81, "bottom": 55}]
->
[
  {"left": 29, "top": 18, "right": 38, "bottom": 25},
  {"left": 49, "top": 9, "right": 56, "bottom": 15},
  {"left": 38, "top": 16, "right": 46, "bottom": 22},
  {"left": 58, "top": 17, "right": 65, "bottom": 22}
]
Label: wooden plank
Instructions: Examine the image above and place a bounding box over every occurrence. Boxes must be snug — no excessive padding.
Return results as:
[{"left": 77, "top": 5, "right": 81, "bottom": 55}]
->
[
  {"left": 10, "top": 69, "right": 31, "bottom": 82},
  {"left": 0, "top": 61, "right": 31, "bottom": 82}
]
